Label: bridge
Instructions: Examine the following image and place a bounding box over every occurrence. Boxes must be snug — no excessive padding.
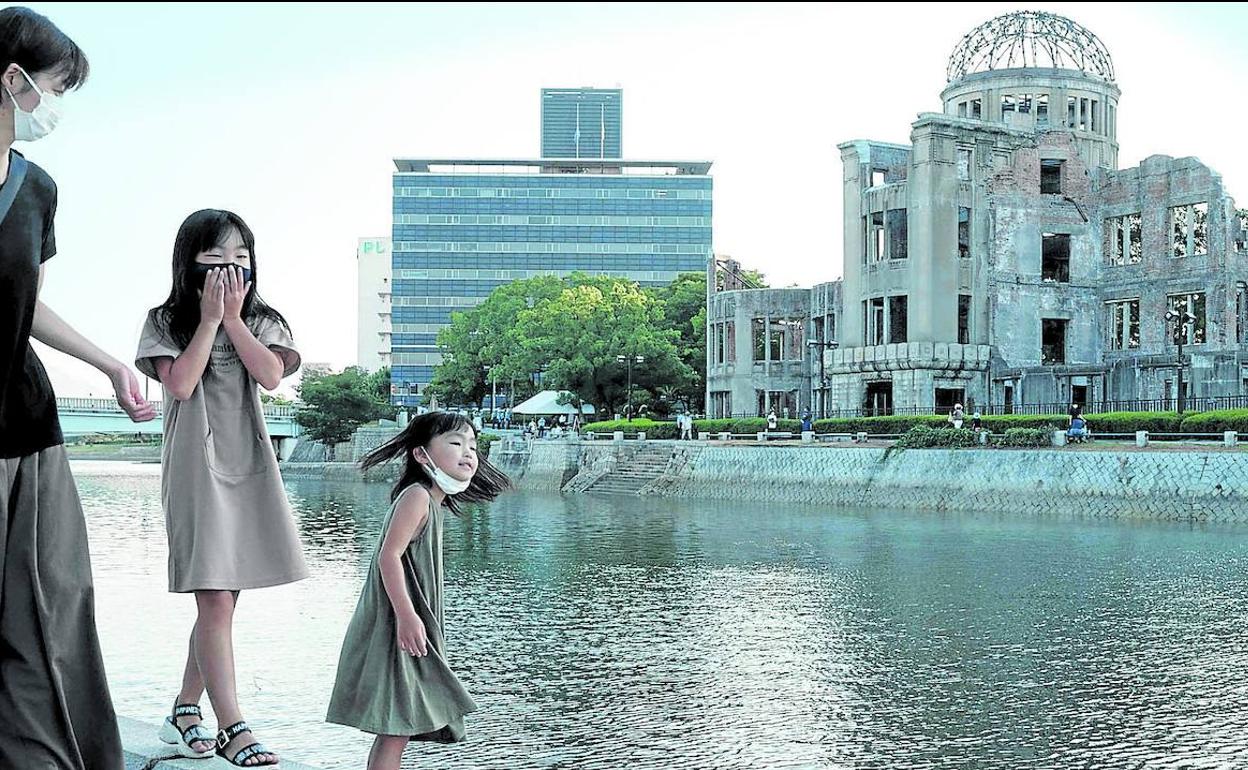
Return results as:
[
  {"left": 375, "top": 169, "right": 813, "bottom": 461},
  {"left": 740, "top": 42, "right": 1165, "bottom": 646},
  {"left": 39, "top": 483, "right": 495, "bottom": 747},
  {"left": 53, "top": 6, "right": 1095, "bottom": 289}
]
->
[{"left": 56, "top": 397, "right": 302, "bottom": 457}]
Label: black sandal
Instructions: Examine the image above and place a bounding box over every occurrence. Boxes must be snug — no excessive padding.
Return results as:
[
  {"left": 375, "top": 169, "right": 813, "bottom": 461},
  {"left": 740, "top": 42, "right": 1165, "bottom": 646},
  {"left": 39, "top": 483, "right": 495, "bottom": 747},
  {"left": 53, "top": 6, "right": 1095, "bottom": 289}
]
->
[
  {"left": 216, "top": 721, "right": 279, "bottom": 767},
  {"left": 157, "top": 703, "right": 215, "bottom": 759}
]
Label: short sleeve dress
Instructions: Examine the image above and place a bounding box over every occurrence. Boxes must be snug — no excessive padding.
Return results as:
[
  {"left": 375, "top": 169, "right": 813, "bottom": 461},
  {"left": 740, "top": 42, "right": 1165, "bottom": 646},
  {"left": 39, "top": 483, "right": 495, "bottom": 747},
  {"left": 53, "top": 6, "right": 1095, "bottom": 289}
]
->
[{"left": 135, "top": 310, "right": 309, "bottom": 592}]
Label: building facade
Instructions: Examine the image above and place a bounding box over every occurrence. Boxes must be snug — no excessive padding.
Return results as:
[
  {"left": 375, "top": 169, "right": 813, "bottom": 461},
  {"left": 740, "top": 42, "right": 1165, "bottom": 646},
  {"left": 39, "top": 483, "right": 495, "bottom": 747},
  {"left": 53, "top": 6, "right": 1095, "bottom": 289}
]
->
[
  {"left": 705, "top": 274, "right": 841, "bottom": 419},
  {"left": 356, "top": 236, "right": 392, "bottom": 373},
  {"left": 540, "top": 87, "right": 622, "bottom": 160},
  {"left": 391, "top": 158, "right": 712, "bottom": 403},
  {"left": 391, "top": 84, "right": 711, "bottom": 405},
  {"left": 707, "top": 11, "right": 1248, "bottom": 417}
]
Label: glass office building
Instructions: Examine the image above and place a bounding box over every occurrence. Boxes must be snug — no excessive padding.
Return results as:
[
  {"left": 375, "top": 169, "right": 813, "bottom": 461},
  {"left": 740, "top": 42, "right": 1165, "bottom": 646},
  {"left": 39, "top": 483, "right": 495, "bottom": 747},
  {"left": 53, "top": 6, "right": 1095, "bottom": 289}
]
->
[
  {"left": 389, "top": 158, "right": 713, "bottom": 404},
  {"left": 540, "top": 88, "right": 622, "bottom": 159}
]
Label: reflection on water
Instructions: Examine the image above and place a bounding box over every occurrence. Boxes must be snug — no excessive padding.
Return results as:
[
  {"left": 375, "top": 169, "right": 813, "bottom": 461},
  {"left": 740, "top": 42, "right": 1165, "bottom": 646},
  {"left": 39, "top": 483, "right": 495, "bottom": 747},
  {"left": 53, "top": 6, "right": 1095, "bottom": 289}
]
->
[{"left": 74, "top": 460, "right": 1248, "bottom": 769}]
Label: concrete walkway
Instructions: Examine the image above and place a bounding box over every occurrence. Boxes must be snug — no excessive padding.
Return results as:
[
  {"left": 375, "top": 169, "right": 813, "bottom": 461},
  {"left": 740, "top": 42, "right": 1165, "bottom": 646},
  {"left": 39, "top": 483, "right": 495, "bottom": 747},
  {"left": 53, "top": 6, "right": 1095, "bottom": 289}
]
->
[{"left": 120, "top": 716, "right": 323, "bottom": 770}]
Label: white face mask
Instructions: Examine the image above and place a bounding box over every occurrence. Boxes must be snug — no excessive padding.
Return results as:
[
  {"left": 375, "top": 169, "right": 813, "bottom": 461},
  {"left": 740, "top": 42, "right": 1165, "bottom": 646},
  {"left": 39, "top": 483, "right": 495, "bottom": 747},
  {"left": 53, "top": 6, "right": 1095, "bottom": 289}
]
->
[
  {"left": 423, "top": 454, "right": 470, "bottom": 495},
  {"left": 7, "top": 67, "right": 64, "bottom": 142}
]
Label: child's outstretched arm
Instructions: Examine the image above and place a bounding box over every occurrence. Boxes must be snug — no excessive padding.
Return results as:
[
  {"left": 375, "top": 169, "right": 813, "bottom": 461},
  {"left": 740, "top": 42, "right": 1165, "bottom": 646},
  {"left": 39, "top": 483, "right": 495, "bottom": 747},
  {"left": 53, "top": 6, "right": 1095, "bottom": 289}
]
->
[
  {"left": 218, "top": 267, "right": 285, "bottom": 390},
  {"left": 155, "top": 268, "right": 226, "bottom": 400},
  {"left": 379, "top": 485, "right": 431, "bottom": 657}
]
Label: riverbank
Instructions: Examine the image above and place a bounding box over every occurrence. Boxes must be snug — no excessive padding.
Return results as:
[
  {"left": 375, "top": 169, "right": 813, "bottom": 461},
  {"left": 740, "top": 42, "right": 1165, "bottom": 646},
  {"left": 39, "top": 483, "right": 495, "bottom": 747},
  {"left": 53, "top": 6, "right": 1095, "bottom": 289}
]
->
[
  {"left": 141, "top": 430, "right": 1248, "bottom": 522},
  {"left": 480, "top": 438, "right": 1248, "bottom": 521}
]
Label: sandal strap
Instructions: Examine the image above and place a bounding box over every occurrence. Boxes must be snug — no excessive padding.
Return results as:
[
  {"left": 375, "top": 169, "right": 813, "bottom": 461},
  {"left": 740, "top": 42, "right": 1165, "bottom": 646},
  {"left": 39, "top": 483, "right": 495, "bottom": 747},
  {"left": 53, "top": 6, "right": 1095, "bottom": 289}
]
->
[
  {"left": 182, "top": 723, "right": 214, "bottom": 744},
  {"left": 172, "top": 703, "right": 203, "bottom": 719},
  {"left": 217, "top": 720, "right": 250, "bottom": 748},
  {"left": 232, "top": 743, "right": 275, "bottom": 765}
]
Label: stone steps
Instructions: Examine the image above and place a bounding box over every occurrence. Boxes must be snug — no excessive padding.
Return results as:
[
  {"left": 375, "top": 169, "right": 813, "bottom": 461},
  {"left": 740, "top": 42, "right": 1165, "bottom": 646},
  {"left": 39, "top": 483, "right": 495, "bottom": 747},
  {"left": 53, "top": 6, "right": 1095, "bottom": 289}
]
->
[{"left": 584, "top": 446, "right": 675, "bottom": 496}]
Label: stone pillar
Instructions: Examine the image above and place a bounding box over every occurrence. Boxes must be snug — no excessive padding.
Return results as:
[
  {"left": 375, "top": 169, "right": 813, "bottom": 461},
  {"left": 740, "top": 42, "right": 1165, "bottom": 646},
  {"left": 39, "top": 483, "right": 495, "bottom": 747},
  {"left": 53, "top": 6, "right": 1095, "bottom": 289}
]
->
[
  {"left": 698, "top": 431, "right": 710, "bottom": 441},
  {"left": 1135, "top": 430, "right": 1149, "bottom": 447},
  {"left": 273, "top": 437, "right": 296, "bottom": 461},
  {"left": 718, "top": 431, "right": 732, "bottom": 441},
  {"left": 1052, "top": 430, "right": 1067, "bottom": 447},
  {"left": 802, "top": 431, "right": 815, "bottom": 443},
  {"left": 613, "top": 431, "right": 625, "bottom": 442},
  {"left": 637, "top": 431, "right": 647, "bottom": 442},
  {"left": 1225, "top": 431, "right": 1238, "bottom": 447}
]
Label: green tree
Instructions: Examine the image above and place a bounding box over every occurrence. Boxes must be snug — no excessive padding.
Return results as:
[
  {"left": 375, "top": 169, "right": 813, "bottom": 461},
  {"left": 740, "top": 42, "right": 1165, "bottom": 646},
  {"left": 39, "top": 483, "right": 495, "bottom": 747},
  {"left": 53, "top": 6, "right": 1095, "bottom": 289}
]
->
[
  {"left": 650, "top": 272, "right": 707, "bottom": 412},
  {"left": 295, "top": 367, "right": 390, "bottom": 459},
  {"left": 365, "top": 366, "right": 399, "bottom": 421},
  {"left": 511, "top": 277, "right": 694, "bottom": 417},
  {"left": 424, "top": 276, "right": 566, "bottom": 407}
]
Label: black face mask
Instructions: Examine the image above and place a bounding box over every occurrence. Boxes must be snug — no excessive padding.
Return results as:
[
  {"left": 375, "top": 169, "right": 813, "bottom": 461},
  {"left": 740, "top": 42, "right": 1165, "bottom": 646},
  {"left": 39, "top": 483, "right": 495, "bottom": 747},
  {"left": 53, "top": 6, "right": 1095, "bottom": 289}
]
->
[{"left": 193, "top": 263, "right": 252, "bottom": 286}]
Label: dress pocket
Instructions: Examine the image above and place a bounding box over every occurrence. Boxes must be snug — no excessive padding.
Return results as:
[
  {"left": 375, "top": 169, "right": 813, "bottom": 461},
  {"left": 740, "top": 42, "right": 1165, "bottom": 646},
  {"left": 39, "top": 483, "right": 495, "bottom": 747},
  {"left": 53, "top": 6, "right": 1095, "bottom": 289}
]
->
[{"left": 204, "top": 412, "right": 273, "bottom": 478}]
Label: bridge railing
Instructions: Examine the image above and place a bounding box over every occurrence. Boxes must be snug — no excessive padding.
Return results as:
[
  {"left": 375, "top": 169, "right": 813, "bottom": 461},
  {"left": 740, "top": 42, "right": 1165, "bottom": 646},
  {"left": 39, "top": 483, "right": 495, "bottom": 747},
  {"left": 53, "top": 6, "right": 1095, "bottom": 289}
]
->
[{"left": 57, "top": 397, "right": 297, "bottom": 420}]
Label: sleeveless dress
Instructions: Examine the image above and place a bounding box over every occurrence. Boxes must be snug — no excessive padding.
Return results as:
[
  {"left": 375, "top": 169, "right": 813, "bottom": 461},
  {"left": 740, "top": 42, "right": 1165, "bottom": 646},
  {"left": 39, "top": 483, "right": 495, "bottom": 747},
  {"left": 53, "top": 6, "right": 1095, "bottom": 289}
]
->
[{"left": 326, "top": 486, "right": 477, "bottom": 740}]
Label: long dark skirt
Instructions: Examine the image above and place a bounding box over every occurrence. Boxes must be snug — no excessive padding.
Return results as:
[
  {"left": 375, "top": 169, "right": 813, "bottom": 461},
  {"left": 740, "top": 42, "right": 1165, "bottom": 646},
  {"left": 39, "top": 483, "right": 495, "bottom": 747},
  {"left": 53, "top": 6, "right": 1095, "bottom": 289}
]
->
[{"left": 0, "top": 445, "right": 123, "bottom": 769}]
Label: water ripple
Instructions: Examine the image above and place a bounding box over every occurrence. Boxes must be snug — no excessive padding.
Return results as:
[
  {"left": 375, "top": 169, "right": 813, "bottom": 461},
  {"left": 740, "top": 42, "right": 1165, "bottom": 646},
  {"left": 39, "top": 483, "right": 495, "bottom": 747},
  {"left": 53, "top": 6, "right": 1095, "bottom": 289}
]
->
[{"left": 73, "top": 462, "right": 1248, "bottom": 769}]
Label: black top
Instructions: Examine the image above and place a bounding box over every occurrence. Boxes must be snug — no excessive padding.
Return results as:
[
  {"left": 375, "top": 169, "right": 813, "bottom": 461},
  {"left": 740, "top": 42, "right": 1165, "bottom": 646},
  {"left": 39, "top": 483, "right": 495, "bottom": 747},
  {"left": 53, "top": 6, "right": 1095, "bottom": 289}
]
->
[
  {"left": 1068, "top": 404, "right": 1083, "bottom": 420},
  {"left": 0, "top": 150, "right": 62, "bottom": 458}
]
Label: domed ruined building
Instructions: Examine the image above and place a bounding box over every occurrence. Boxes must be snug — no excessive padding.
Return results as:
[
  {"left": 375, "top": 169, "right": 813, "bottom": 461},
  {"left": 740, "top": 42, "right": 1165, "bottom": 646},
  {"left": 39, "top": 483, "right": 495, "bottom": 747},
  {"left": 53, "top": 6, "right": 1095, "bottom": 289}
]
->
[{"left": 707, "top": 11, "right": 1248, "bottom": 418}]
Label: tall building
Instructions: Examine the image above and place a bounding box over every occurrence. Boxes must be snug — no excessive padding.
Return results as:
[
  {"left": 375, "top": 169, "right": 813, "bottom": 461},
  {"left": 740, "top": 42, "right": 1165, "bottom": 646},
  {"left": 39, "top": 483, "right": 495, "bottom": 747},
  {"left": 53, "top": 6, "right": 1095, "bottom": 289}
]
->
[
  {"left": 540, "top": 87, "right": 622, "bottom": 159},
  {"left": 708, "top": 11, "right": 1248, "bottom": 418},
  {"left": 356, "top": 237, "right": 392, "bottom": 372},
  {"left": 390, "top": 88, "right": 711, "bottom": 406},
  {"left": 389, "top": 86, "right": 718, "bottom": 404}
]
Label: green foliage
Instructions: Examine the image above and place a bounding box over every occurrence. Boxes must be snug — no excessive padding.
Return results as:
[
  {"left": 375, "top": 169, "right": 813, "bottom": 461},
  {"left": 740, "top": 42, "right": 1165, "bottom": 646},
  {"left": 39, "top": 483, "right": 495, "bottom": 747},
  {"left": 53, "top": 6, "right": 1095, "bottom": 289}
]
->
[
  {"left": 425, "top": 276, "right": 567, "bottom": 407},
  {"left": 649, "top": 272, "right": 706, "bottom": 412},
  {"left": 884, "top": 425, "right": 979, "bottom": 458},
  {"left": 804, "top": 411, "right": 1184, "bottom": 436},
  {"left": 1079, "top": 411, "right": 1180, "bottom": 434},
  {"left": 1178, "top": 409, "right": 1248, "bottom": 434},
  {"left": 586, "top": 410, "right": 1233, "bottom": 448},
  {"left": 694, "top": 418, "right": 802, "bottom": 434},
  {"left": 583, "top": 417, "right": 807, "bottom": 437},
  {"left": 583, "top": 419, "right": 678, "bottom": 439},
  {"left": 365, "top": 367, "right": 399, "bottom": 421},
  {"left": 980, "top": 414, "right": 1067, "bottom": 431},
  {"left": 995, "top": 427, "right": 1054, "bottom": 448},
  {"left": 430, "top": 273, "right": 697, "bottom": 417},
  {"left": 295, "top": 367, "right": 392, "bottom": 449},
  {"left": 812, "top": 415, "right": 948, "bottom": 435},
  {"left": 478, "top": 432, "right": 499, "bottom": 459}
]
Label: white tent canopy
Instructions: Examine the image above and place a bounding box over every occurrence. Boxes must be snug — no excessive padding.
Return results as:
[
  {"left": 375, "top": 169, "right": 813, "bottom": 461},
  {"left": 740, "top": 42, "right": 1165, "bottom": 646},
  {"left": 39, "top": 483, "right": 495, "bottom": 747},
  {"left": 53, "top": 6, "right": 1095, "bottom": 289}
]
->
[{"left": 512, "top": 390, "right": 595, "bottom": 416}]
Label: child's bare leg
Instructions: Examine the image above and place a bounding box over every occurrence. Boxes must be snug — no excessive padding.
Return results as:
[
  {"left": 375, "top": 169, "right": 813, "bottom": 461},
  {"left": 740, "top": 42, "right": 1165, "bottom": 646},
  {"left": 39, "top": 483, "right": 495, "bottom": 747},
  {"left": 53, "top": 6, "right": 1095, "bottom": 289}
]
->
[
  {"left": 171, "top": 624, "right": 213, "bottom": 753},
  {"left": 368, "top": 735, "right": 409, "bottom": 770}
]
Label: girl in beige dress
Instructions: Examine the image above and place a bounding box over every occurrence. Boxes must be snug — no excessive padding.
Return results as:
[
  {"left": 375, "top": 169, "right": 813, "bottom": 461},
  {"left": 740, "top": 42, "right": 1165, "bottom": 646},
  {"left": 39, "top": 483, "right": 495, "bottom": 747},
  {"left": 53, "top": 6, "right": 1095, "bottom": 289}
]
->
[
  {"left": 136, "top": 209, "right": 307, "bottom": 767},
  {"left": 327, "top": 411, "right": 510, "bottom": 770}
]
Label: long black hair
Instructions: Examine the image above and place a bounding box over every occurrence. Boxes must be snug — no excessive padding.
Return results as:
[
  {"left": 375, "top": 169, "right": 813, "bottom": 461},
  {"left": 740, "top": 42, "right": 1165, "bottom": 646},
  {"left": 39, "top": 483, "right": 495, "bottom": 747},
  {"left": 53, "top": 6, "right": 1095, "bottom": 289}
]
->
[
  {"left": 0, "top": 7, "right": 89, "bottom": 90},
  {"left": 150, "top": 209, "right": 290, "bottom": 352},
  {"left": 361, "top": 411, "right": 512, "bottom": 513}
]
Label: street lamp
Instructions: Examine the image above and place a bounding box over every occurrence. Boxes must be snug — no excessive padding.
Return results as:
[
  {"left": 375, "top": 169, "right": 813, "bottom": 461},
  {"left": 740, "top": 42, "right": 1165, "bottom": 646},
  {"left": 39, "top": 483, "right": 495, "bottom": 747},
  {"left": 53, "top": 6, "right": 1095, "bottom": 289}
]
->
[
  {"left": 1165, "top": 306, "right": 1197, "bottom": 413},
  {"left": 805, "top": 338, "right": 839, "bottom": 419},
  {"left": 616, "top": 354, "right": 645, "bottom": 421},
  {"left": 483, "top": 365, "right": 499, "bottom": 417}
]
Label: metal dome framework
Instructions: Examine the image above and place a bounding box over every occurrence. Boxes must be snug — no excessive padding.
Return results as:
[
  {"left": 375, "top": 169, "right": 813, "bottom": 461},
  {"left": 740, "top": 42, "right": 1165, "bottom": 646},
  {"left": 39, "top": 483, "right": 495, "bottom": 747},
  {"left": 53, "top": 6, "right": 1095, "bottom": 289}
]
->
[{"left": 947, "top": 11, "right": 1115, "bottom": 83}]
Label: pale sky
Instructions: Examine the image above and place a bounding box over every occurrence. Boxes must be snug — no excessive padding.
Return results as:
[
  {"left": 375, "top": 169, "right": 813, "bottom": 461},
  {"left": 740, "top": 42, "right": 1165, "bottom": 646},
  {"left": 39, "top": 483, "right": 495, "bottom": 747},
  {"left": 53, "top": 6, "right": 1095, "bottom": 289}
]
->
[{"left": 19, "top": 2, "right": 1248, "bottom": 396}]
